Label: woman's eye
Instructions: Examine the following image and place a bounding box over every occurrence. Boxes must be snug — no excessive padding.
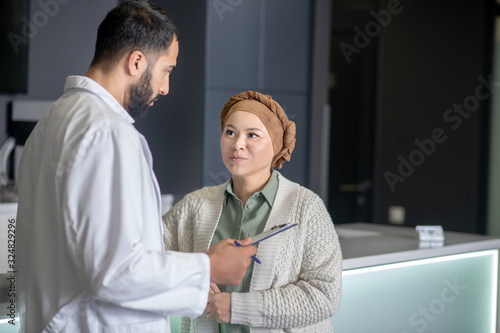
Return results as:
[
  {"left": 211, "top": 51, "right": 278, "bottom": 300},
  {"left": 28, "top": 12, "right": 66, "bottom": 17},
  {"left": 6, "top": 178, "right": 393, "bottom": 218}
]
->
[
  {"left": 226, "top": 130, "right": 235, "bottom": 136},
  {"left": 249, "top": 133, "right": 258, "bottom": 138}
]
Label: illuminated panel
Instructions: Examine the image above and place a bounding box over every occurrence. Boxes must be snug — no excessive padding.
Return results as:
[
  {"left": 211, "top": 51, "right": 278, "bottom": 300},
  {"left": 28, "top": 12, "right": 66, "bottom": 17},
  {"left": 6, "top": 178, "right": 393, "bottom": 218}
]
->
[
  {"left": 0, "top": 318, "right": 18, "bottom": 324},
  {"left": 0, "top": 317, "right": 19, "bottom": 332},
  {"left": 333, "top": 250, "right": 498, "bottom": 333}
]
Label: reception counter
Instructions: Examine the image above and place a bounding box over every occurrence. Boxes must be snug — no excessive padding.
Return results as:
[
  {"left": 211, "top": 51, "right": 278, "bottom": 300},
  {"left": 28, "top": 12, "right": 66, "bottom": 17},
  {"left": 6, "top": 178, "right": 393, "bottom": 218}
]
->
[
  {"left": 333, "top": 223, "right": 500, "bottom": 333},
  {"left": 2, "top": 221, "right": 499, "bottom": 332}
]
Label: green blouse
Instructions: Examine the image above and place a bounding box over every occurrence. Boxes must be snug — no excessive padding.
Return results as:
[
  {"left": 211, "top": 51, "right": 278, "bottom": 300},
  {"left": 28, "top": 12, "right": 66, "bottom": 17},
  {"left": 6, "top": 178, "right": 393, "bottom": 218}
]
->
[{"left": 209, "top": 171, "right": 279, "bottom": 333}]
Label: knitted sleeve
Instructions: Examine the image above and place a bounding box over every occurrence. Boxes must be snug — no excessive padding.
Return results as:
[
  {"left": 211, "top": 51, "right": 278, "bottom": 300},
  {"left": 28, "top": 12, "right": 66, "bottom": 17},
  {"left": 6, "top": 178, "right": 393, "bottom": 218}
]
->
[{"left": 230, "top": 191, "right": 342, "bottom": 329}]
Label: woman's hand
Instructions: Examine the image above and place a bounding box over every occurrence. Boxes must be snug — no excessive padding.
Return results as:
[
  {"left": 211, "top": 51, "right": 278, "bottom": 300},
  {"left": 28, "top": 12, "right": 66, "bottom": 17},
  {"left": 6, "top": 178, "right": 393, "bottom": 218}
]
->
[
  {"left": 204, "top": 291, "right": 231, "bottom": 323},
  {"left": 210, "top": 282, "right": 221, "bottom": 294}
]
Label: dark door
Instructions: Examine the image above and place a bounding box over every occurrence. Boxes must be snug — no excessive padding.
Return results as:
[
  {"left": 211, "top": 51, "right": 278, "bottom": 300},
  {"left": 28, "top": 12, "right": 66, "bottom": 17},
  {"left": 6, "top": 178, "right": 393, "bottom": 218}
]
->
[
  {"left": 325, "top": 0, "right": 493, "bottom": 233},
  {"left": 327, "top": 1, "right": 378, "bottom": 224}
]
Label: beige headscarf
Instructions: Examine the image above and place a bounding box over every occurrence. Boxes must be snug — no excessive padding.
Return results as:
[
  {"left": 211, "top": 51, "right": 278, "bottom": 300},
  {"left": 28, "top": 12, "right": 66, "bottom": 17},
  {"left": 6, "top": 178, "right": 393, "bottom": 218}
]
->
[{"left": 220, "top": 91, "right": 296, "bottom": 169}]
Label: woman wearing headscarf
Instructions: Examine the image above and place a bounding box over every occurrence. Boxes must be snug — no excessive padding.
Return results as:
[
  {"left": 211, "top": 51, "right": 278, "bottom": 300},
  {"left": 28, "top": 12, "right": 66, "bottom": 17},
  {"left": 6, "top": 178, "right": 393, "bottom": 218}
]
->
[{"left": 163, "top": 91, "right": 342, "bottom": 332}]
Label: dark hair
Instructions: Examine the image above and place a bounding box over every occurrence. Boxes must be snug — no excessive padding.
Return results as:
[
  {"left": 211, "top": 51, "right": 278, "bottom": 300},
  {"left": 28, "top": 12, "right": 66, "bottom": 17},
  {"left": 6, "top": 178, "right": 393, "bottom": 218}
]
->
[{"left": 90, "top": 0, "right": 180, "bottom": 68}]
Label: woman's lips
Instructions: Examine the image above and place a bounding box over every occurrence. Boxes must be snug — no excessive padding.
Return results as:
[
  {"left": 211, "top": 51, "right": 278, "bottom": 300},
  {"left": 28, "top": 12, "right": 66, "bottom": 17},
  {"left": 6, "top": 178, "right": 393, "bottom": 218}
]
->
[{"left": 230, "top": 156, "right": 247, "bottom": 163}]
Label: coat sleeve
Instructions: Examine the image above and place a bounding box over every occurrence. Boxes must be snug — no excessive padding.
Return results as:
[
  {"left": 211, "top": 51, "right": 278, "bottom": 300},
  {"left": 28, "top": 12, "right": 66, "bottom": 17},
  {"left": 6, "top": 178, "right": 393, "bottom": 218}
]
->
[
  {"left": 61, "top": 127, "right": 210, "bottom": 318},
  {"left": 230, "top": 193, "right": 342, "bottom": 328}
]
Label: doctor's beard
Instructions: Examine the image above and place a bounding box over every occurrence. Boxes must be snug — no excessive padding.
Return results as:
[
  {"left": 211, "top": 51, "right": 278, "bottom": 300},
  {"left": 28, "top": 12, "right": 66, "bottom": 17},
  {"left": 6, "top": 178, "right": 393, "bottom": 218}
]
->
[{"left": 127, "top": 65, "right": 156, "bottom": 120}]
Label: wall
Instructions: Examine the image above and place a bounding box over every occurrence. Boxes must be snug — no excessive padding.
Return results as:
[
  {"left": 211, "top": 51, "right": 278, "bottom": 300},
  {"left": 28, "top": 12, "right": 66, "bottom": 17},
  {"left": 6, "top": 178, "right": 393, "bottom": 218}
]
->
[
  {"left": 374, "top": 0, "right": 493, "bottom": 233},
  {"left": 0, "top": 0, "right": 207, "bottom": 201},
  {"left": 0, "top": 95, "right": 11, "bottom": 143},
  {"left": 134, "top": 1, "right": 206, "bottom": 200},
  {"left": 0, "top": 0, "right": 117, "bottom": 178},
  {"left": 0, "top": 0, "right": 315, "bottom": 202},
  {"left": 202, "top": 0, "right": 312, "bottom": 187},
  {"left": 0, "top": 0, "right": 117, "bottom": 145},
  {"left": 488, "top": 17, "right": 500, "bottom": 236}
]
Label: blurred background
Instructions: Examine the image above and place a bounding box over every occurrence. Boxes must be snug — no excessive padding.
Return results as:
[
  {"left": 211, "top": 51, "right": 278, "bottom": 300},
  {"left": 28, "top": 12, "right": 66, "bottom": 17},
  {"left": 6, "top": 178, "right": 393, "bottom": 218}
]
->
[{"left": 0, "top": 0, "right": 499, "bottom": 235}]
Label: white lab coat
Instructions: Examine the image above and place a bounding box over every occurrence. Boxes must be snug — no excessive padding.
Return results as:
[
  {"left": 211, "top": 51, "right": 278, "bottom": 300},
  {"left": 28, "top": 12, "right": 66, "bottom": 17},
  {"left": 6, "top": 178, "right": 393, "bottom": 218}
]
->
[{"left": 16, "top": 76, "right": 210, "bottom": 332}]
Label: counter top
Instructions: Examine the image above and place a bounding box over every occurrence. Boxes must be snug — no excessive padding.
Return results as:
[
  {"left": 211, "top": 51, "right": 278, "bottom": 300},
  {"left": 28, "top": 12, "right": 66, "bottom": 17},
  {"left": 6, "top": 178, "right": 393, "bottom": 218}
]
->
[
  {"left": 336, "top": 222, "right": 500, "bottom": 269},
  {"left": 334, "top": 223, "right": 500, "bottom": 333}
]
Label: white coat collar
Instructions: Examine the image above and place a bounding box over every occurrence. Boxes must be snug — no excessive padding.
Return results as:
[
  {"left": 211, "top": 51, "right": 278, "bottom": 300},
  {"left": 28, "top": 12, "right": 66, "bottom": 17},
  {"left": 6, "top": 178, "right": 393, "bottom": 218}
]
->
[{"left": 63, "top": 75, "right": 135, "bottom": 124}]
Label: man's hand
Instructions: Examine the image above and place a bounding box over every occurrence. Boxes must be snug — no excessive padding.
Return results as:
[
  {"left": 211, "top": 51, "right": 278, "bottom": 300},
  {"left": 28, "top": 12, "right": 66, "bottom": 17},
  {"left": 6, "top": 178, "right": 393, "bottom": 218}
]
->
[
  {"left": 206, "top": 237, "right": 257, "bottom": 285},
  {"left": 204, "top": 292, "right": 231, "bottom": 323}
]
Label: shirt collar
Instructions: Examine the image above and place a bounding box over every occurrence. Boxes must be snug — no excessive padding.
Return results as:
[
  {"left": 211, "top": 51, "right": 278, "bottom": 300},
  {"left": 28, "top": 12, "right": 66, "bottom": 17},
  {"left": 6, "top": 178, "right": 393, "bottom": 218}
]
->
[
  {"left": 260, "top": 170, "right": 279, "bottom": 206},
  {"left": 223, "top": 181, "right": 235, "bottom": 206},
  {"left": 223, "top": 170, "right": 279, "bottom": 207},
  {"left": 63, "top": 75, "right": 135, "bottom": 124}
]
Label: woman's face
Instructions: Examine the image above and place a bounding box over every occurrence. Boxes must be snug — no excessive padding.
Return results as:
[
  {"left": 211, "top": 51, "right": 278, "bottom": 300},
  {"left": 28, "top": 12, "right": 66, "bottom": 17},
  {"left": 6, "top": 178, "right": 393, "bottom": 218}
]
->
[{"left": 220, "top": 111, "right": 275, "bottom": 180}]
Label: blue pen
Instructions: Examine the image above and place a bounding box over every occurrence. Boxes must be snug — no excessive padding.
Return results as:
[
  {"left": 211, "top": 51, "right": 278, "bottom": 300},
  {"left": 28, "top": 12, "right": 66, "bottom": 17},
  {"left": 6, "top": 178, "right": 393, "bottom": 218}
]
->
[{"left": 234, "top": 240, "right": 261, "bottom": 264}]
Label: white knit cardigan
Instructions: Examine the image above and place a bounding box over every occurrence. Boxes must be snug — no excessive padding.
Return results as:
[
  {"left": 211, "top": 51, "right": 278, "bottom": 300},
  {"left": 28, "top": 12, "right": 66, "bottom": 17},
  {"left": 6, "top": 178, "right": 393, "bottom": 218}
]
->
[{"left": 163, "top": 173, "right": 342, "bottom": 332}]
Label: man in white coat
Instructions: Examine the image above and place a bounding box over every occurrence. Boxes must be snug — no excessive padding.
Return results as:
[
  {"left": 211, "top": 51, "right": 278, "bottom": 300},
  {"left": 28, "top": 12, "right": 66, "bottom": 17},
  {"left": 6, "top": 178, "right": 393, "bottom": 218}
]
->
[{"left": 15, "top": 1, "right": 257, "bottom": 332}]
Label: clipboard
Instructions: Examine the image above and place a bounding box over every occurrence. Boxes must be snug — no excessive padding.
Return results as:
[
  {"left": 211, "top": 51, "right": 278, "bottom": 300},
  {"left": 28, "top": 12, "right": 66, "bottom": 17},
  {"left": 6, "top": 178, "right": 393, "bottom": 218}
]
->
[{"left": 251, "top": 223, "right": 298, "bottom": 245}]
